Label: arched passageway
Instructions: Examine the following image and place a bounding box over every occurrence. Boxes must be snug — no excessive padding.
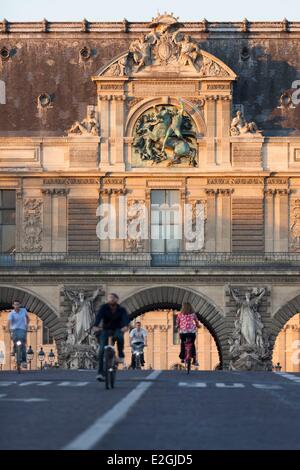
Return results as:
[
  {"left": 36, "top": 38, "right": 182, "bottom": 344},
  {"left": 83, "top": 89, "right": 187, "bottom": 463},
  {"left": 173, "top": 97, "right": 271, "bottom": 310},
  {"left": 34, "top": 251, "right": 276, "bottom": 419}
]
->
[
  {"left": 0, "top": 285, "right": 65, "bottom": 348},
  {"left": 121, "top": 285, "right": 226, "bottom": 368}
]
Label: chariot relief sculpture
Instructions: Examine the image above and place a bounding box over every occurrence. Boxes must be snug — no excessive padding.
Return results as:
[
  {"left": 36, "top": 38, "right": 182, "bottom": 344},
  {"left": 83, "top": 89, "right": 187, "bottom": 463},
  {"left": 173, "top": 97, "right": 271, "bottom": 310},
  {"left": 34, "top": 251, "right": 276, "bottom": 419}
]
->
[
  {"left": 132, "top": 101, "right": 197, "bottom": 167},
  {"left": 67, "top": 106, "right": 100, "bottom": 136},
  {"left": 228, "top": 288, "right": 272, "bottom": 371}
]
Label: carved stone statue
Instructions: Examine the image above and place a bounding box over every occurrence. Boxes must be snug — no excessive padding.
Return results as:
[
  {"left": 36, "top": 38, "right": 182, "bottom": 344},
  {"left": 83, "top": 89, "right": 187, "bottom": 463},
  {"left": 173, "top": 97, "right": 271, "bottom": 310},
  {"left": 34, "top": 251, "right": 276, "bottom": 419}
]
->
[
  {"left": 228, "top": 287, "right": 272, "bottom": 371},
  {"left": 64, "top": 287, "right": 101, "bottom": 344},
  {"left": 60, "top": 287, "right": 103, "bottom": 369},
  {"left": 132, "top": 103, "right": 197, "bottom": 167},
  {"left": 126, "top": 199, "right": 146, "bottom": 251},
  {"left": 67, "top": 106, "right": 100, "bottom": 136},
  {"left": 230, "top": 111, "right": 260, "bottom": 136},
  {"left": 173, "top": 32, "right": 199, "bottom": 69}
]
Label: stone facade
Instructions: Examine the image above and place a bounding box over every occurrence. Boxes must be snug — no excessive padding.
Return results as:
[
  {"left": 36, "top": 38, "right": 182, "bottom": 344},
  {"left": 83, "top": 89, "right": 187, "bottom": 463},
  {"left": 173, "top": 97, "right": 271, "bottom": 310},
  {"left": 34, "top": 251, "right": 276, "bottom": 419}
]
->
[{"left": 1, "top": 13, "right": 300, "bottom": 370}]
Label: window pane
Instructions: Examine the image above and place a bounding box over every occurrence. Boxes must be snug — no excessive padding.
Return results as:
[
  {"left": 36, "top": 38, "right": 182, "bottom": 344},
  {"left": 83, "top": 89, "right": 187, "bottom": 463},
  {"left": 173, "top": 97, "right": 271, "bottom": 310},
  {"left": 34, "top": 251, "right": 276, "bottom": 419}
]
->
[
  {"left": 2, "top": 190, "right": 16, "bottom": 209},
  {"left": 1, "top": 225, "right": 16, "bottom": 253},
  {"left": 167, "top": 190, "right": 180, "bottom": 205},
  {"left": 2, "top": 210, "right": 15, "bottom": 225},
  {"left": 151, "top": 190, "right": 165, "bottom": 205}
]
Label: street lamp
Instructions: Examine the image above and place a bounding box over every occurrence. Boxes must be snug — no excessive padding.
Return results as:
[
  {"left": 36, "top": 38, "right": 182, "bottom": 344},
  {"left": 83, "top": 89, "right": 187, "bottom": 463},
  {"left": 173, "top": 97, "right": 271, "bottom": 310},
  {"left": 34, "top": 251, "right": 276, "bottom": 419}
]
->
[
  {"left": 48, "top": 349, "right": 55, "bottom": 367},
  {"left": 27, "top": 345, "right": 34, "bottom": 370},
  {"left": 38, "top": 347, "right": 45, "bottom": 370},
  {"left": 0, "top": 350, "right": 4, "bottom": 371}
]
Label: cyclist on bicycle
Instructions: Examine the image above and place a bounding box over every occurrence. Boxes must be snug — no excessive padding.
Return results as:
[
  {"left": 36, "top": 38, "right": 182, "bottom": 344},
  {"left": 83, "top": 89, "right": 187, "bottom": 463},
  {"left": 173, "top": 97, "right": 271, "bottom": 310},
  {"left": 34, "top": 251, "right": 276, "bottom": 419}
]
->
[
  {"left": 7, "top": 300, "right": 30, "bottom": 368},
  {"left": 176, "top": 302, "right": 200, "bottom": 366},
  {"left": 130, "top": 321, "right": 147, "bottom": 368},
  {"left": 94, "top": 293, "right": 130, "bottom": 382}
]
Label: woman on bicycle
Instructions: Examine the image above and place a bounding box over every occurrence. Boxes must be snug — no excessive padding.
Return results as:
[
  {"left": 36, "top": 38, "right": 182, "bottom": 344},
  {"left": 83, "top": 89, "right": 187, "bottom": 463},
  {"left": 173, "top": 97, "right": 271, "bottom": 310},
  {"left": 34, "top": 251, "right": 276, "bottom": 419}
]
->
[{"left": 176, "top": 302, "right": 200, "bottom": 365}]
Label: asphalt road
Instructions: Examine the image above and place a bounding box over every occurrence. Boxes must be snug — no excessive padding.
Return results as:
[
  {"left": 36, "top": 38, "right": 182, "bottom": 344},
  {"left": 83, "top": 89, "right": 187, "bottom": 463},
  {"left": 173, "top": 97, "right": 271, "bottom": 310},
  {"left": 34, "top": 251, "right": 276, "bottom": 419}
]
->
[{"left": 1, "top": 369, "right": 300, "bottom": 450}]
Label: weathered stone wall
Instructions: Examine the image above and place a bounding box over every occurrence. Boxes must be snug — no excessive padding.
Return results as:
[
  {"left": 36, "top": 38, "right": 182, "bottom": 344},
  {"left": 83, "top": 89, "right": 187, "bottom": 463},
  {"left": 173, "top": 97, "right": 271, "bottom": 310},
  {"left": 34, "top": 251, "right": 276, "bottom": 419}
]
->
[{"left": 0, "top": 21, "right": 300, "bottom": 134}]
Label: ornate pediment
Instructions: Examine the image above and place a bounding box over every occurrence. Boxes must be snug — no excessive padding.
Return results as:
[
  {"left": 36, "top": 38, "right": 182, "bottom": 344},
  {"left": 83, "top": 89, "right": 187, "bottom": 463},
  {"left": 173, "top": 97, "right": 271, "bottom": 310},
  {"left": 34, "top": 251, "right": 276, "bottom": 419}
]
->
[{"left": 94, "top": 14, "right": 236, "bottom": 80}]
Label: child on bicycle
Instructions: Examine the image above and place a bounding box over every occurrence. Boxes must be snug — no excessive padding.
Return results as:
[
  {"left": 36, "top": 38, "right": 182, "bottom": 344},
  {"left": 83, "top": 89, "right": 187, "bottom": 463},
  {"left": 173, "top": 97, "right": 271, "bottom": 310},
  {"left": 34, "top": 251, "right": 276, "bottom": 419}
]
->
[{"left": 176, "top": 302, "right": 200, "bottom": 365}]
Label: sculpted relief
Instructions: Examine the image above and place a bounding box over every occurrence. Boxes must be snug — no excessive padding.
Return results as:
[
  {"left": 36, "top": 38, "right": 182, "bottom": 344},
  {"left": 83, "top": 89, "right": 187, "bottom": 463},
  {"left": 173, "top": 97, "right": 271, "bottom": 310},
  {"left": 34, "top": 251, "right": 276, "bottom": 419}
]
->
[
  {"left": 102, "top": 14, "right": 230, "bottom": 77},
  {"left": 132, "top": 102, "right": 198, "bottom": 167}
]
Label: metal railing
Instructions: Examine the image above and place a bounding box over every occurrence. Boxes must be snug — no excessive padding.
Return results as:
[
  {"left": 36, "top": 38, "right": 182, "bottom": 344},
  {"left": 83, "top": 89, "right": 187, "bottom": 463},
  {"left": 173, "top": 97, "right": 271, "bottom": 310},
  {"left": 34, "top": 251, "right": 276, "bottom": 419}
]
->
[{"left": 1, "top": 252, "right": 300, "bottom": 269}]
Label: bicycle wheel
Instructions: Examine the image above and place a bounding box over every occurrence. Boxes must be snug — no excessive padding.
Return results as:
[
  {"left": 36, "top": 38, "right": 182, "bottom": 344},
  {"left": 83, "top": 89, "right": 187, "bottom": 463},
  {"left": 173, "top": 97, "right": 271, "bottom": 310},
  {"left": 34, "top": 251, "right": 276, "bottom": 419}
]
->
[
  {"left": 103, "top": 350, "right": 110, "bottom": 389},
  {"left": 186, "top": 358, "right": 191, "bottom": 374},
  {"left": 110, "top": 369, "right": 116, "bottom": 389},
  {"left": 16, "top": 345, "right": 22, "bottom": 374}
]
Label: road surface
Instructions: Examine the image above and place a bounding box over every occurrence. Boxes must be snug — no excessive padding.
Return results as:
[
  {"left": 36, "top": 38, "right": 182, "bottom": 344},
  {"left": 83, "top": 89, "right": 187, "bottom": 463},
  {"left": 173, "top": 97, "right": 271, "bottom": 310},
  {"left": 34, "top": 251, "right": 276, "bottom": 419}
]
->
[{"left": 1, "top": 369, "right": 300, "bottom": 450}]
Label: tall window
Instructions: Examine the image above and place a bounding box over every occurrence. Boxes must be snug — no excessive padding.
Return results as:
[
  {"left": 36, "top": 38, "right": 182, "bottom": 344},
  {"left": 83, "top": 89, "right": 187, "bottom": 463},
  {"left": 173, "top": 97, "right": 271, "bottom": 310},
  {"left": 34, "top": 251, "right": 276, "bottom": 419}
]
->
[
  {"left": 43, "top": 325, "right": 54, "bottom": 344},
  {"left": 0, "top": 190, "right": 16, "bottom": 253},
  {"left": 150, "top": 190, "right": 181, "bottom": 256}
]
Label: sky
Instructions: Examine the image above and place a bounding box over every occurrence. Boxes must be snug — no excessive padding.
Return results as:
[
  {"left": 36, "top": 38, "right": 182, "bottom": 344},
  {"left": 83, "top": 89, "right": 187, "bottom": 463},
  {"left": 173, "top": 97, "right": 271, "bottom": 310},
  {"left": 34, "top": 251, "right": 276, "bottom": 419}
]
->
[{"left": 1, "top": 0, "right": 300, "bottom": 22}]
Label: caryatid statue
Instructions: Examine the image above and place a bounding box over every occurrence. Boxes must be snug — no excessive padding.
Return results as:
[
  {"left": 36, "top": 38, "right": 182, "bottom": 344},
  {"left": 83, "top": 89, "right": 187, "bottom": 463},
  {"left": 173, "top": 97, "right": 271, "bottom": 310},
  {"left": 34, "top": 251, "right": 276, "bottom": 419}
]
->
[
  {"left": 64, "top": 287, "right": 102, "bottom": 344},
  {"left": 230, "top": 287, "right": 265, "bottom": 349}
]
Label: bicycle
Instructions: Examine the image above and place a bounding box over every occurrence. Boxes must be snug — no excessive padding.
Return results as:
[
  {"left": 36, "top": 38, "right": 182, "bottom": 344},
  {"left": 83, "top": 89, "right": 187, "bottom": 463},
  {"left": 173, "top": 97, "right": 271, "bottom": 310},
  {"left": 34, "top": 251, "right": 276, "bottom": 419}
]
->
[
  {"left": 184, "top": 337, "right": 194, "bottom": 374},
  {"left": 14, "top": 339, "right": 23, "bottom": 374},
  {"left": 103, "top": 335, "right": 118, "bottom": 390}
]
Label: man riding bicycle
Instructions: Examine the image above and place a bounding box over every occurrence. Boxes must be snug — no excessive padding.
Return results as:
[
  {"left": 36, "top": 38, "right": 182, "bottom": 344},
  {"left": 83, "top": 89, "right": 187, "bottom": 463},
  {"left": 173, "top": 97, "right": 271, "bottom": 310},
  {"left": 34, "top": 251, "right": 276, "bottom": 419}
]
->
[
  {"left": 7, "top": 300, "right": 30, "bottom": 368},
  {"left": 176, "top": 302, "right": 200, "bottom": 366},
  {"left": 130, "top": 320, "right": 147, "bottom": 368},
  {"left": 94, "top": 293, "right": 130, "bottom": 382}
]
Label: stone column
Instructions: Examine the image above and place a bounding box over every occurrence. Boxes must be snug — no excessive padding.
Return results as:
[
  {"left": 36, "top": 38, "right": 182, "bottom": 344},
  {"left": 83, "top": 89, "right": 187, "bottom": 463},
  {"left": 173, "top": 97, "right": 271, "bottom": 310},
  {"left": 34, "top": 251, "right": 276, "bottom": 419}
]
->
[
  {"left": 220, "top": 96, "right": 231, "bottom": 166},
  {"left": 159, "top": 325, "right": 168, "bottom": 370},
  {"left": 205, "top": 189, "right": 217, "bottom": 252},
  {"left": 265, "top": 189, "right": 275, "bottom": 252},
  {"left": 203, "top": 328, "right": 211, "bottom": 370},
  {"left": 42, "top": 189, "right": 53, "bottom": 252},
  {"left": 146, "top": 326, "right": 155, "bottom": 369},
  {"left": 98, "top": 96, "right": 111, "bottom": 170},
  {"left": 111, "top": 95, "right": 126, "bottom": 170},
  {"left": 206, "top": 96, "right": 217, "bottom": 166},
  {"left": 279, "top": 189, "right": 290, "bottom": 252}
]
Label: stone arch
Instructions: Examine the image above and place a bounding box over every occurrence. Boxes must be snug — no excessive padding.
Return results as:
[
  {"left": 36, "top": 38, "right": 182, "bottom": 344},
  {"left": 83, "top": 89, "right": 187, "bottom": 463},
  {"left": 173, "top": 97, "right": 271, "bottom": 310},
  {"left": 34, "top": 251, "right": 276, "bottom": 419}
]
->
[
  {"left": 0, "top": 285, "right": 66, "bottom": 346},
  {"left": 270, "top": 293, "right": 300, "bottom": 351},
  {"left": 120, "top": 285, "right": 226, "bottom": 367},
  {"left": 125, "top": 96, "right": 207, "bottom": 137}
]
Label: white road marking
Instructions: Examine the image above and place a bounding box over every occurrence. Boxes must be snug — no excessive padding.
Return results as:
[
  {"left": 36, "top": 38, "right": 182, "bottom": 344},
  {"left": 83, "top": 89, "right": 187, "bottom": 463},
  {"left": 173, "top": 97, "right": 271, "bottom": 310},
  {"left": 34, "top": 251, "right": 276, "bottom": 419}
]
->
[
  {"left": 62, "top": 370, "right": 162, "bottom": 451},
  {"left": 19, "top": 381, "right": 53, "bottom": 387},
  {"left": 0, "top": 393, "right": 47, "bottom": 403},
  {"left": 275, "top": 372, "right": 300, "bottom": 383},
  {"left": 216, "top": 383, "right": 245, "bottom": 388},
  {"left": 178, "top": 382, "right": 207, "bottom": 387},
  {"left": 57, "top": 381, "right": 89, "bottom": 387},
  {"left": 0, "top": 381, "right": 17, "bottom": 387},
  {"left": 252, "top": 384, "right": 283, "bottom": 390}
]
